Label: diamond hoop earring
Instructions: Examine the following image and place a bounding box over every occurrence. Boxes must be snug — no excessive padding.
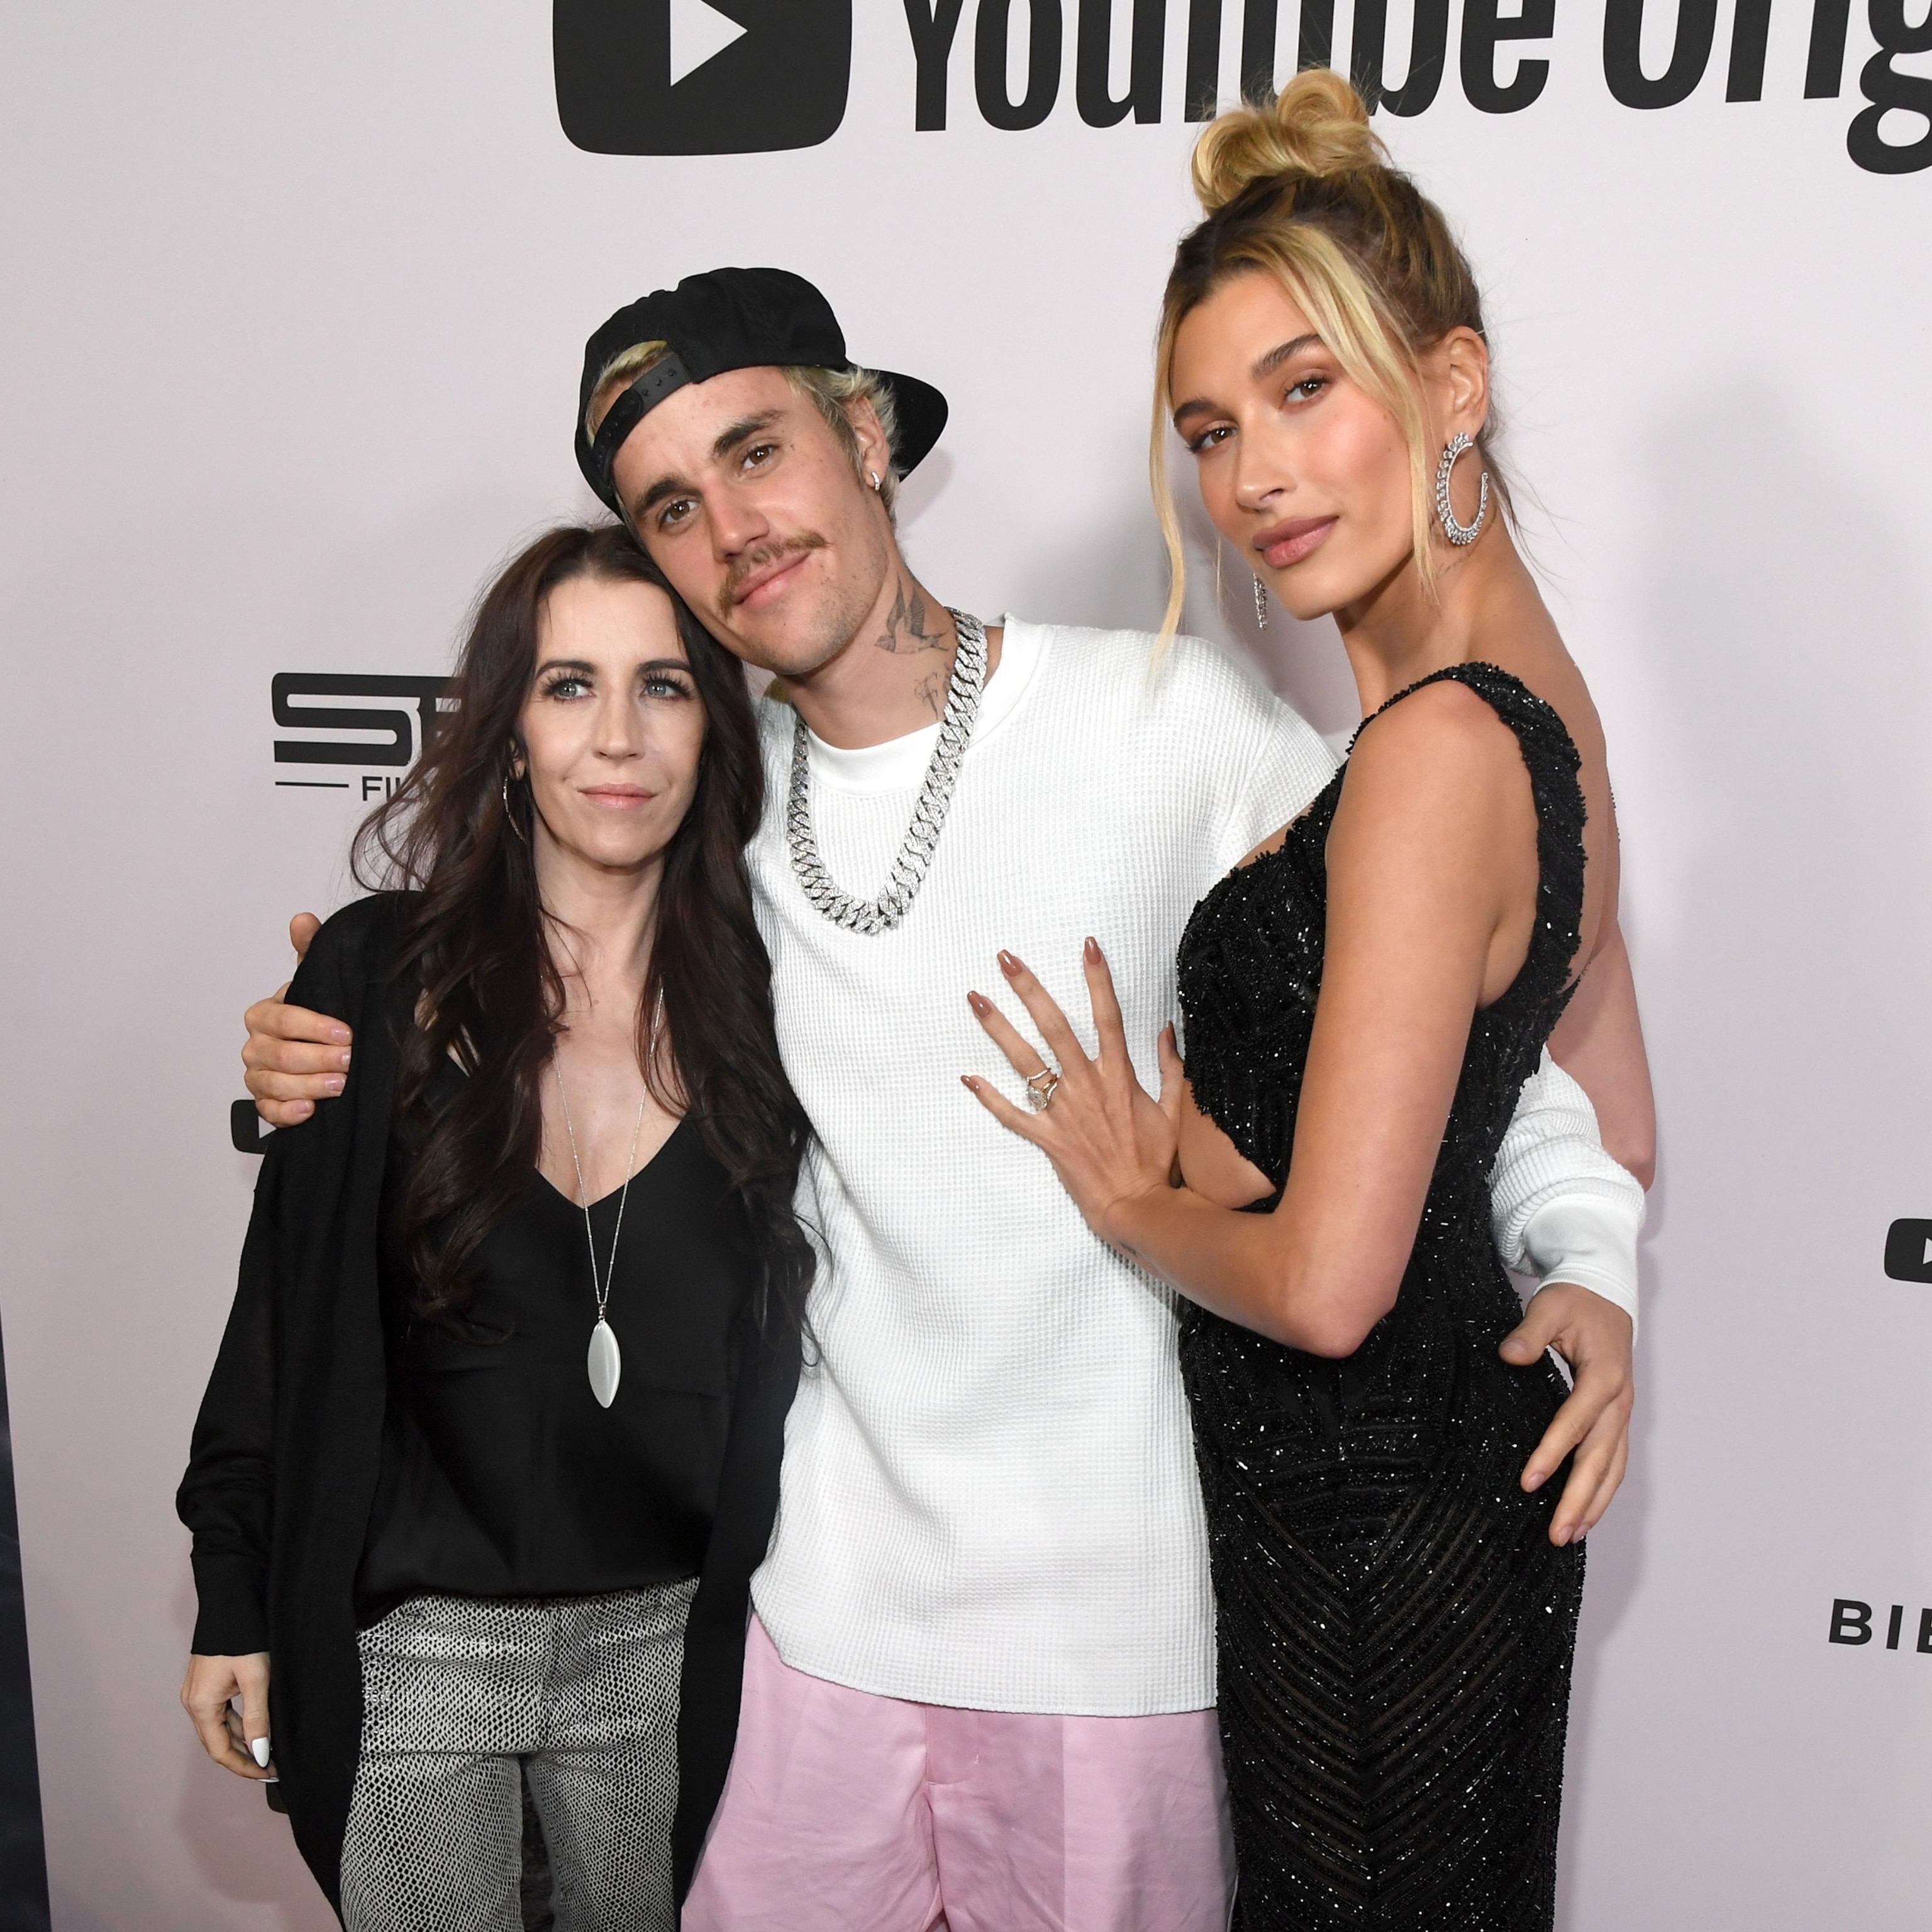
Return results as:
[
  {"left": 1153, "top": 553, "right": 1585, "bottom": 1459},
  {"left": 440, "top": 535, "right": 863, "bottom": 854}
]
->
[
  {"left": 1435, "top": 433, "right": 1489, "bottom": 547},
  {"left": 1253, "top": 573, "right": 1269, "bottom": 630}
]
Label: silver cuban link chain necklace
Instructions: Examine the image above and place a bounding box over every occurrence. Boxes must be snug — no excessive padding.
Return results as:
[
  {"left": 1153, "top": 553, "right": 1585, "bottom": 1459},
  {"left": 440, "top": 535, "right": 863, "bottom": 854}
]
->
[{"left": 786, "top": 609, "right": 987, "bottom": 935}]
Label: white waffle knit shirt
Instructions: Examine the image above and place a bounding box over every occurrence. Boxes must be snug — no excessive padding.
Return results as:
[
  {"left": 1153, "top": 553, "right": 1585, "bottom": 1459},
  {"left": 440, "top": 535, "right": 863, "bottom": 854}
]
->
[{"left": 747, "top": 617, "right": 1644, "bottom": 1716}]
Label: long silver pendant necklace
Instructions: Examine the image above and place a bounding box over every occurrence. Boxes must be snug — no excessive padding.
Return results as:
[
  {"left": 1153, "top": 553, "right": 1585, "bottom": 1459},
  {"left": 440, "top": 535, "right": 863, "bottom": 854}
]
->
[
  {"left": 552, "top": 1018, "right": 655, "bottom": 1409},
  {"left": 786, "top": 609, "right": 987, "bottom": 934}
]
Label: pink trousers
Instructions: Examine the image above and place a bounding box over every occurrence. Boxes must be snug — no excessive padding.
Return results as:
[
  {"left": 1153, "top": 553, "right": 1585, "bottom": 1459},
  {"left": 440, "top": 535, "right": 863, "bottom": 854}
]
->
[{"left": 682, "top": 1619, "right": 1235, "bottom": 1932}]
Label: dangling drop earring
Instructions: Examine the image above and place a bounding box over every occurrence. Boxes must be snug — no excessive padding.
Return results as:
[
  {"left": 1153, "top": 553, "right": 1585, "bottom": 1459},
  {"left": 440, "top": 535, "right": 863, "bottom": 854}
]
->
[{"left": 1253, "top": 573, "right": 1269, "bottom": 631}]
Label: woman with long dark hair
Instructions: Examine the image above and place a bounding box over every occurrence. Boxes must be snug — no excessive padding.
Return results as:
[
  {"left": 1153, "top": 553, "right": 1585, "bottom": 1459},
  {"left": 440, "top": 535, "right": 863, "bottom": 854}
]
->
[{"left": 177, "top": 521, "right": 811, "bottom": 1931}]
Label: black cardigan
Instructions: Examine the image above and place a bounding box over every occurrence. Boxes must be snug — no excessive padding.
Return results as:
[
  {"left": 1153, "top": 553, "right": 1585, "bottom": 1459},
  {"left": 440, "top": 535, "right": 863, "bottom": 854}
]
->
[{"left": 176, "top": 892, "right": 799, "bottom": 1911}]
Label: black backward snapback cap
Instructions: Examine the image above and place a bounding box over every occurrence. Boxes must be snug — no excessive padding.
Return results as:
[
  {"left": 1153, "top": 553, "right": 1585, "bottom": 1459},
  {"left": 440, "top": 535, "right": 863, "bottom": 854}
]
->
[{"left": 575, "top": 266, "right": 949, "bottom": 514}]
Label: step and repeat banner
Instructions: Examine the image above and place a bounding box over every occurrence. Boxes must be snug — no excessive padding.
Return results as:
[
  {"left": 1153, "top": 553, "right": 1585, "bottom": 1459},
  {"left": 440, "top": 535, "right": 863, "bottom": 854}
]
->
[{"left": 1, "top": 1, "right": 1928, "bottom": 1925}]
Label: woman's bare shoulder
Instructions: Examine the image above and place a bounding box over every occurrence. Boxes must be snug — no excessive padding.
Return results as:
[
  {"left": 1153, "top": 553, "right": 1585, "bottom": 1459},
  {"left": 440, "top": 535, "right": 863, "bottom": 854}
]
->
[{"left": 1348, "top": 675, "right": 1528, "bottom": 797}]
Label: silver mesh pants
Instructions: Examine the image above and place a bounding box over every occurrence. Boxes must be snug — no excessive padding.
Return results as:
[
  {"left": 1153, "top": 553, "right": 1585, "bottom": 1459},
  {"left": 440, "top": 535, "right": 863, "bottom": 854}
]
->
[{"left": 340, "top": 1582, "right": 696, "bottom": 1932}]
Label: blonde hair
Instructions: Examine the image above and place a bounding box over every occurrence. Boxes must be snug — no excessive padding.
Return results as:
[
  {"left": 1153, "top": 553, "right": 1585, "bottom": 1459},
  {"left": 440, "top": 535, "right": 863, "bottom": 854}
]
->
[
  {"left": 1152, "top": 69, "right": 1508, "bottom": 638},
  {"left": 586, "top": 344, "right": 902, "bottom": 517},
  {"left": 585, "top": 339, "right": 674, "bottom": 437}
]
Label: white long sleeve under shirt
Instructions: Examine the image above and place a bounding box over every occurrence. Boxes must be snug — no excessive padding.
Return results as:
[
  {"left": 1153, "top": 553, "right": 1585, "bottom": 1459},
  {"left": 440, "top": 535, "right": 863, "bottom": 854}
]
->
[{"left": 747, "top": 617, "right": 1644, "bottom": 1716}]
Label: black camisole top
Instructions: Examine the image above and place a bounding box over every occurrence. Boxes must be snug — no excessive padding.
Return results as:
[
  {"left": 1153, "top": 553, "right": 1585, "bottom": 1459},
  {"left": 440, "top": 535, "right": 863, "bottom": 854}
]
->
[{"left": 357, "top": 1099, "right": 757, "bottom": 1620}]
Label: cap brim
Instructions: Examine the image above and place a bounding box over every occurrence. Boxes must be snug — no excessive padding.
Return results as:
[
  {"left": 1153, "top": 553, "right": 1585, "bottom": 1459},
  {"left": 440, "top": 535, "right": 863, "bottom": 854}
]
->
[{"left": 872, "top": 370, "right": 948, "bottom": 477}]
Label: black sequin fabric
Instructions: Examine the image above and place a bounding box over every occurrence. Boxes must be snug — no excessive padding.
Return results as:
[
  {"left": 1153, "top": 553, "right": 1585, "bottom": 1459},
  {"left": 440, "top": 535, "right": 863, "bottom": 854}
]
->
[{"left": 1175, "top": 664, "right": 1589, "bottom": 1931}]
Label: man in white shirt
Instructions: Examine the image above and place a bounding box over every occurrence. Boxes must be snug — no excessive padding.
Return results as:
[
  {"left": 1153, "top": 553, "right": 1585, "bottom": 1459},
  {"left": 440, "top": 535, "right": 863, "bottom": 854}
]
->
[{"left": 245, "top": 269, "right": 1645, "bottom": 1930}]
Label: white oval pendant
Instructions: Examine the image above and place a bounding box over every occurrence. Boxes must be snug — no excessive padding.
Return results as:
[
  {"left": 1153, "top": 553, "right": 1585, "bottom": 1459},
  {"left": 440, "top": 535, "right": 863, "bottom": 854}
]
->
[{"left": 587, "top": 1319, "right": 622, "bottom": 1409}]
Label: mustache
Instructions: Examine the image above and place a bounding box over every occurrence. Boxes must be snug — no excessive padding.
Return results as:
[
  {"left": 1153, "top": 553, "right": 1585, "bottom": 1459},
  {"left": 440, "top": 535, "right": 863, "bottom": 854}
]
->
[{"left": 719, "top": 533, "right": 828, "bottom": 619}]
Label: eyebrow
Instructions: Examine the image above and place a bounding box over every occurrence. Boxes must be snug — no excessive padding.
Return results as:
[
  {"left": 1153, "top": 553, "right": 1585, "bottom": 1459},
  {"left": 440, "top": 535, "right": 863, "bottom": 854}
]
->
[
  {"left": 711, "top": 408, "right": 783, "bottom": 460},
  {"left": 1170, "top": 332, "right": 1326, "bottom": 430},
  {"left": 533, "top": 655, "right": 690, "bottom": 678},
  {"left": 1253, "top": 332, "right": 1323, "bottom": 379},
  {"left": 630, "top": 408, "right": 787, "bottom": 520},
  {"left": 633, "top": 474, "right": 688, "bottom": 518}
]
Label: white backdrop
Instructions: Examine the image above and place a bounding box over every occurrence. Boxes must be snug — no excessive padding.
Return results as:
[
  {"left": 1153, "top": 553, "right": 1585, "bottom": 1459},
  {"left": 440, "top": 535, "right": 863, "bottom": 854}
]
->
[{"left": 2, "top": 2, "right": 1929, "bottom": 1926}]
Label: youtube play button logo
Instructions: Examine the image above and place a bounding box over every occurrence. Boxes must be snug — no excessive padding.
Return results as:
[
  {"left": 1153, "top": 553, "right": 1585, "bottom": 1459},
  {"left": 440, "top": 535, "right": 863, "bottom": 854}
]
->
[{"left": 555, "top": 0, "right": 852, "bottom": 155}]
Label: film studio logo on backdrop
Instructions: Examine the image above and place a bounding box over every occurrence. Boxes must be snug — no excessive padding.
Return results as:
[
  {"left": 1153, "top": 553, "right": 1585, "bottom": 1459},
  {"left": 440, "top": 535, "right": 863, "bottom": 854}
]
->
[
  {"left": 238, "top": 673, "right": 450, "bottom": 1153},
  {"left": 553, "top": 0, "right": 1931, "bottom": 174},
  {"left": 271, "top": 673, "right": 450, "bottom": 801}
]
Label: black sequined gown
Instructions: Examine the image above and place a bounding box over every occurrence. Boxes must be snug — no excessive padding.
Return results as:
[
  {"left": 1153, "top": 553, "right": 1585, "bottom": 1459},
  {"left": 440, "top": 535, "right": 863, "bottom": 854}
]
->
[{"left": 1175, "top": 664, "right": 1589, "bottom": 1931}]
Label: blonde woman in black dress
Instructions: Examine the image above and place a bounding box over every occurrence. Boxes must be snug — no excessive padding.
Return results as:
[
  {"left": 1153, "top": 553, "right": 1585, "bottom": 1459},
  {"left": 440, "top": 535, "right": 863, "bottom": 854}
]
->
[{"left": 964, "top": 72, "right": 1652, "bottom": 1930}]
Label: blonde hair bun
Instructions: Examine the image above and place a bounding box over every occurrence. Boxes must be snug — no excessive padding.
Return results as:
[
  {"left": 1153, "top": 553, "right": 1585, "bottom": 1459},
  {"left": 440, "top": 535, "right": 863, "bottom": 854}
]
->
[{"left": 1191, "top": 69, "right": 1387, "bottom": 214}]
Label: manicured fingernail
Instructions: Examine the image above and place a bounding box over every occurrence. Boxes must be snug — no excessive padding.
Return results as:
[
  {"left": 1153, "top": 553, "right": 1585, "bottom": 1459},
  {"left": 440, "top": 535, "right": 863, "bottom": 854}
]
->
[
  {"left": 338, "top": 1050, "right": 352, "bottom": 1069},
  {"left": 291, "top": 1102, "right": 313, "bottom": 1119},
  {"left": 1084, "top": 936, "right": 1100, "bottom": 960},
  {"left": 329, "top": 1026, "right": 350, "bottom": 1045},
  {"left": 967, "top": 991, "right": 991, "bottom": 1015},
  {"left": 960, "top": 1075, "right": 978, "bottom": 1091},
  {"left": 998, "top": 950, "right": 1019, "bottom": 974},
  {"left": 324, "top": 1077, "right": 345, "bottom": 1094},
  {"left": 250, "top": 1736, "right": 271, "bottom": 1768},
  {"left": 1524, "top": 1470, "right": 1545, "bottom": 1491},
  {"left": 1552, "top": 1525, "right": 1572, "bottom": 1546}
]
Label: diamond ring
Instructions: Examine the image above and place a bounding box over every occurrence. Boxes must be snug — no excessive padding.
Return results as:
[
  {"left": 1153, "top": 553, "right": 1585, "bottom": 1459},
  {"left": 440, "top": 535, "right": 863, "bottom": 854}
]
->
[{"left": 1025, "top": 1067, "right": 1062, "bottom": 1112}]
